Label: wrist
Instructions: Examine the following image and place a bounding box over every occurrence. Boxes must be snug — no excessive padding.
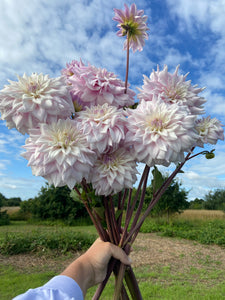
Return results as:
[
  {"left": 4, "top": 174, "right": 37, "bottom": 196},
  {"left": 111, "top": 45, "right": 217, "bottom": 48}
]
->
[{"left": 61, "top": 254, "right": 94, "bottom": 296}]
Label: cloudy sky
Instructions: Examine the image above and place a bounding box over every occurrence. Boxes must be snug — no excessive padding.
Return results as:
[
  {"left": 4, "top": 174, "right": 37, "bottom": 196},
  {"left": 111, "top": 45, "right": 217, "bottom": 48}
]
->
[{"left": 0, "top": 0, "right": 224, "bottom": 201}]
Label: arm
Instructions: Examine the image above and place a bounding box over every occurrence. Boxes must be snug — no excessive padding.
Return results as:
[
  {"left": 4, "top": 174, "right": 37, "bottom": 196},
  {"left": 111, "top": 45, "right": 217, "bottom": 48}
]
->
[
  {"left": 13, "top": 239, "right": 131, "bottom": 300},
  {"left": 61, "top": 238, "right": 131, "bottom": 296}
]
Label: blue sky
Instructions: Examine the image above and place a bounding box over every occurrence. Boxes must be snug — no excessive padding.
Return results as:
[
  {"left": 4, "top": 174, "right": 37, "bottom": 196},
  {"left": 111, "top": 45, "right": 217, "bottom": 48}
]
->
[{"left": 0, "top": 0, "right": 225, "bottom": 201}]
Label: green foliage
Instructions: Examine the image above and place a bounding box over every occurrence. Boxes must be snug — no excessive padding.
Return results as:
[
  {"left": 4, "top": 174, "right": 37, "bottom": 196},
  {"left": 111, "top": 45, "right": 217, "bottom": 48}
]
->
[
  {"left": 0, "top": 228, "right": 96, "bottom": 255},
  {"left": 189, "top": 198, "right": 205, "bottom": 209},
  {"left": 151, "top": 166, "right": 164, "bottom": 195},
  {"left": 143, "top": 175, "right": 189, "bottom": 218},
  {"left": 0, "top": 211, "right": 10, "bottom": 226},
  {"left": 20, "top": 184, "right": 89, "bottom": 223},
  {"left": 140, "top": 217, "right": 225, "bottom": 246},
  {"left": 0, "top": 193, "right": 6, "bottom": 207},
  {"left": 0, "top": 193, "right": 22, "bottom": 206},
  {"left": 203, "top": 189, "right": 225, "bottom": 211}
]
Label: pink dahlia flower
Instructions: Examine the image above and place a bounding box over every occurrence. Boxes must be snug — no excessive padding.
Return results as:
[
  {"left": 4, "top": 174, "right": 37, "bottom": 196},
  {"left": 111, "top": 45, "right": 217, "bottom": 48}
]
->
[
  {"left": 89, "top": 147, "right": 138, "bottom": 196},
  {"left": 125, "top": 97, "right": 198, "bottom": 167},
  {"left": 113, "top": 3, "right": 149, "bottom": 52},
  {"left": 76, "top": 103, "right": 127, "bottom": 154},
  {"left": 0, "top": 73, "right": 74, "bottom": 134},
  {"left": 21, "top": 118, "right": 96, "bottom": 189},
  {"left": 61, "top": 60, "right": 135, "bottom": 110},
  {"left": 195, "top": 116, "right": 224, "bottom": 147},
  {"left": 137, "top": 65, "right": 206, "bottom": 115}
]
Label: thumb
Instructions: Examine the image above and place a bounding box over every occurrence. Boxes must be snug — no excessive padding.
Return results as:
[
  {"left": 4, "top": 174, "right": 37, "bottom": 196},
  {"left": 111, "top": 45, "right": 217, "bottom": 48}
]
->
[{"left": 109, "top": 244, "right": 132, "bottom": 265}]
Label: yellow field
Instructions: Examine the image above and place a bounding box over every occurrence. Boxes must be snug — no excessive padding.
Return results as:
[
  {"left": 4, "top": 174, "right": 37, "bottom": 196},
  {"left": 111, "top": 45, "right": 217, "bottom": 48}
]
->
[
  {"left": 1, "top": 206, "right": 20, "bottom": 215},
  {"left": 178, "top": 209, "right": 225, "bottom": 220}
]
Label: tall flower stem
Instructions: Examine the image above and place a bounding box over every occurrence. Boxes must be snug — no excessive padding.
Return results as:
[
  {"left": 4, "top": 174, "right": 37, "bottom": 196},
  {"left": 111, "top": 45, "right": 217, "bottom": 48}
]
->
[
  {"left": 124, "top": 35, "right": 130, "bottom": 94},
  {"left": 124, "top": 149, "right": 194, "bottom": 246},
  {"left": 119, "top": 165, "right": 149, "bottom": 248}
]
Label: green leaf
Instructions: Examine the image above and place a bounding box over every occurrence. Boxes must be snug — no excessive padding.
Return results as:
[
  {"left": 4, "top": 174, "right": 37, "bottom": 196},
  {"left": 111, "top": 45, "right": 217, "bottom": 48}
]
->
[
  {"left": 115, "top": 209, "right": 123, "bottom": 221},
  {"left": 70, "top": 190, "right": 82, "bottom": 202},
  {"left": 93, "top": 207, "right": 105, "bottom": 220},
  {"left": 152, "top": 166, "right": 164, "bottom": 194}
]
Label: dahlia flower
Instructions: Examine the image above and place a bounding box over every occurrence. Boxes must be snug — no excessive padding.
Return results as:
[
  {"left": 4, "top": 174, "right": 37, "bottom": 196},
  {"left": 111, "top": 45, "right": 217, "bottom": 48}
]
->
[
  {"left": 89, "top": 147, "right": 138, "bottom": 196},
  {"left": 76, "top": 103, "right": 127, "bottom": 153},
  {"left": 0, "top": 73, "right": 74, "bottom": 134},
  {"left": 113, "top": 3, "right": 149, "bottom": 52},
  {"left": 137, "top": 65, "right": 206, "bottom": 115},
  {"left": 21, "top": 118, "right": 96, "bottom": 189},
  {"left": 125, "top": 96, "right": 198, "bottom": 167},
  {"left": 195, "top": 116, "right": 224, "bottom": 147},
  {"left": 61, "top": 60, "right": 135, "bottom": 110}
]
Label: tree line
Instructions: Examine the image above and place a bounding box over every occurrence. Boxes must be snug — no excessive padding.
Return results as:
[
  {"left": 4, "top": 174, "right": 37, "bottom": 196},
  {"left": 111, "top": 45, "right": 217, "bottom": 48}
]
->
[{"left": 1, "top": 180, "right": 225, "bottom": 225}]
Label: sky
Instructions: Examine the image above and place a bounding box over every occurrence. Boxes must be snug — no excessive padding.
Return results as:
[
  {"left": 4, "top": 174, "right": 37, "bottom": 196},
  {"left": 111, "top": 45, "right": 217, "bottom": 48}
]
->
[{"left": 0, "top": 0, "right": 225, "bottom": 201}]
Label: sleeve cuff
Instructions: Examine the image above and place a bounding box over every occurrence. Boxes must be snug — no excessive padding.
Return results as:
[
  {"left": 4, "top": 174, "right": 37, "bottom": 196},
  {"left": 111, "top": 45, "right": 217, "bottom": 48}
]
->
[{"left": 43, "top": 275, "right": 84, "bottom": 300}]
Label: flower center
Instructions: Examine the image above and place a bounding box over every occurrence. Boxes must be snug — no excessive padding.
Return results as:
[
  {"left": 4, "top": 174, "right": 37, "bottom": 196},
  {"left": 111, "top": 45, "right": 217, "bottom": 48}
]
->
[
  {"left": 148, "top": 117, "right": 164, "bottom": 132},
  {"left": 164, "top": 84, "right": 187, "bottom": 102},
  {"left": 54, "top": 130, "right": 75, "bottom": 149},
  {"left": 121, "top": 20, "right": 139, "bottom": 37},
  {"left": 26, "top": 81, "right": 40, "bottom": 98},
  {"left": 102, "top": 153, "right": 118, "bottom": 167}
]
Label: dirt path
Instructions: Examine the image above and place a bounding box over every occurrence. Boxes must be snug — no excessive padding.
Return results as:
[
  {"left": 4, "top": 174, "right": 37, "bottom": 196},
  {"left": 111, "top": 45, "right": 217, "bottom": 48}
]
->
[{"left": 1, "top": 233, "right": 225, "bottom": 274}]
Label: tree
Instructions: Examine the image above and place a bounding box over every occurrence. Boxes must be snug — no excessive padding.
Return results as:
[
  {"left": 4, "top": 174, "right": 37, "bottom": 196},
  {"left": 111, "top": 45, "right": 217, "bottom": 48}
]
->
[
  {"left": 20, "top": 184, "right": 89, "bottom": 222},
  {"left": 0, "top": 193, "right": 10, "bottom": 226},
  {"left": 203, "top": 189, "right": 225, "bottom": 211},
  {"left": 189, "top": 198, "right": 205, "bottom": 209},
  {"left": 143, "top": 176, "right": 189, "bottom": 219},
  {"left": 0, "top": 193, "right": 6, "bottom": 208}
]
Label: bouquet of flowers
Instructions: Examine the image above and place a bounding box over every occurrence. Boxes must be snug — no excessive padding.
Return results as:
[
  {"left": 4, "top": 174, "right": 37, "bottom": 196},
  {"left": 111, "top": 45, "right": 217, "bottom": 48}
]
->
[{"left": 0, "top": 3, "right": 224, "bottom": 299}]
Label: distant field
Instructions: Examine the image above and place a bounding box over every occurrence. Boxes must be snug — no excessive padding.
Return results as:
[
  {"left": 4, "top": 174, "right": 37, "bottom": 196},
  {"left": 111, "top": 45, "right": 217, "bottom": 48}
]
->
[
  {"left": 1, "top": 207, "right": 20, "bottom": 215},
  {"left": 178, "top": 209, "right": 225, "bottom": 220}
]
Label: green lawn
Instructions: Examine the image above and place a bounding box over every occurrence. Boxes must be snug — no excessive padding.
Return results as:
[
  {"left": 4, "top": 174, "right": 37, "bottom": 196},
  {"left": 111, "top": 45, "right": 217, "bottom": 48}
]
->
[
  {"left": 1, "top": 221, "right": 225, "bottom": 299},
  {"left": 1, "top": 260, "right": 225, "bottom": 299}
]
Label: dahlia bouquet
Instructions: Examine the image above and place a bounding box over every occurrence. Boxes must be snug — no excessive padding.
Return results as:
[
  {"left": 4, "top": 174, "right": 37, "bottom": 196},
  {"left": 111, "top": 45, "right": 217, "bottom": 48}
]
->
[{"left": 0, "top": 3, "right": 224, "bottom": 300}]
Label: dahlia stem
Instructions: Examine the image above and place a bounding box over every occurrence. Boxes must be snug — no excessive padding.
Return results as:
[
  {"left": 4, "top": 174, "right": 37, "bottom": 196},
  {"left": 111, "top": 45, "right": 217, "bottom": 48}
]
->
[
  {"left": 124, "top": 35, "right": 130, "bottom": 94},
  {"left": 119, "top": 165, "right": 149, "bottom": 247},
  {"left": 128, "top": 166, "right": 150, "bottom": 240},
  {"left": 125, "top": 267, "right": 143, "bottom": 300},
  {"left": 117, "top": 189, "right": 128, "bottom": 230},
  {"left": 124, "top": 149, "right": 194, "bottom": 246},
  {"left": 114, "top": 263, "right": 126, "bottom": 300}
]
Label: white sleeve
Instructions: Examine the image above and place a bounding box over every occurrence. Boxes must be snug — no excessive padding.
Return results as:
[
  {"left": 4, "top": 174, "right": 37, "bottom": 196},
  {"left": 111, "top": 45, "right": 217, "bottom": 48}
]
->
[{"left": 12, "top": 275, "right": 84, "bottom": 300}]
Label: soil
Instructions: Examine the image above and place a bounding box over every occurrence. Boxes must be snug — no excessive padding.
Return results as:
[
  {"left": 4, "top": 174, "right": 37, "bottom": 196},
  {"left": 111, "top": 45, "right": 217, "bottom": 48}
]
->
[{"left": 1, "top": 233, "right": 225, "bottom": 275}]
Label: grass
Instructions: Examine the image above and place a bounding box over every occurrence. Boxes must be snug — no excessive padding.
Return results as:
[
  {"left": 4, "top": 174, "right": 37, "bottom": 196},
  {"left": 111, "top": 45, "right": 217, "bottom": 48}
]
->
[
  {"left": 177, "top": 209, "right": 225, "bottom": 220},
  {"left": 0, "top": 222, "right": 97, "bottom": 255},
  {"left": 1, "top": 211, "right": 225, "bottom": 299},
  {"left": 140, "top": 210, "right": 225, "bottom": 247},
  {"left": 1, "top": 257, "right": 225, "bottom": 299},
  {"left": 1, "top": 206, "right": 20, "bottom": 214}
]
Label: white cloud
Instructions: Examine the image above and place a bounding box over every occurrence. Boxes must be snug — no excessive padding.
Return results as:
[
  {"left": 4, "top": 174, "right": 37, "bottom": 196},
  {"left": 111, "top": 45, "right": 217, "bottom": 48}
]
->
[
  {"left": 0, "top": 0, "right": 224, "bottom": 202},
  {"left": 0, "top": 176, "right": 45, "bottom": 200},
  {"left": 166, "top": 0, "right": 225, "bottom": 34}
]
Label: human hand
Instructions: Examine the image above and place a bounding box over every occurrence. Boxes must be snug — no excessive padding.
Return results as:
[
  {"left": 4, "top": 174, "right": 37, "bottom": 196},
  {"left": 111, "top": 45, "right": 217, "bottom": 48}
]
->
[{"left": 61, "top": 239, "right": 131, "bottom": 296}]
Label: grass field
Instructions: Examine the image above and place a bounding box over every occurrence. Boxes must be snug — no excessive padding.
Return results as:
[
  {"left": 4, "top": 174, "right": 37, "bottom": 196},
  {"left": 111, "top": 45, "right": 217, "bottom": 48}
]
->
[
  {"left": 1, "top": 206, "right": 20, "bottom": 214},
  {"left": 177, "top": 209, "right": 225, "bottom": 220},
  {"left": 1, "top": 210, "right": 225, "bottom": 299}
]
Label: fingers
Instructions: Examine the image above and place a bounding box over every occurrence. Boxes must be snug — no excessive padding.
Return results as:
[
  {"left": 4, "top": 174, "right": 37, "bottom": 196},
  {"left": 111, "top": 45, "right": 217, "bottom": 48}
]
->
[
  {"left": 108, "top": 243, "right": 132, "bottom": 265},
  {"left": 90, "top": 238, "right": 132, "bottom": 266}
]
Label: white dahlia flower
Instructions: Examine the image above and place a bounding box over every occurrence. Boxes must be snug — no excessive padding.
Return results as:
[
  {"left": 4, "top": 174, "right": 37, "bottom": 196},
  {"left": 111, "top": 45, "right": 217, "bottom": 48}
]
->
[
  {"left": 125, "top": 97, "right": 198, "bottom": 166},
  {"left": 76, "top": 103, "right": 127, "bottom": 153},
  {"left": 0, "top": 73, "right": 74, "bottom": 134},
  {"left": 61, "top": 60, "right": 135, "bottom": 110},
  {"left": 195, "top": 116, "right": 224, "bottom": 147},
  {"left": 89, "top": 147, "right": 138, "bottom": 196},
  {"left": 137, "top": 65, "right": 206, "bottom": 115},
  {"left": 21, "top": 118, "right": 96, "bottom": 189}
]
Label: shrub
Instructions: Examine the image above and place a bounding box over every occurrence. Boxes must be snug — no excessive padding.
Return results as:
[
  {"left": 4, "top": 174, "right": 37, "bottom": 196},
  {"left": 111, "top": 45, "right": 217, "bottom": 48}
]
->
[
  {"left": 0, "top": 229, "right": 96, "bottom": 255},
  {"left": 0, "top": 211, "right": 10, "bottom": 226}
]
